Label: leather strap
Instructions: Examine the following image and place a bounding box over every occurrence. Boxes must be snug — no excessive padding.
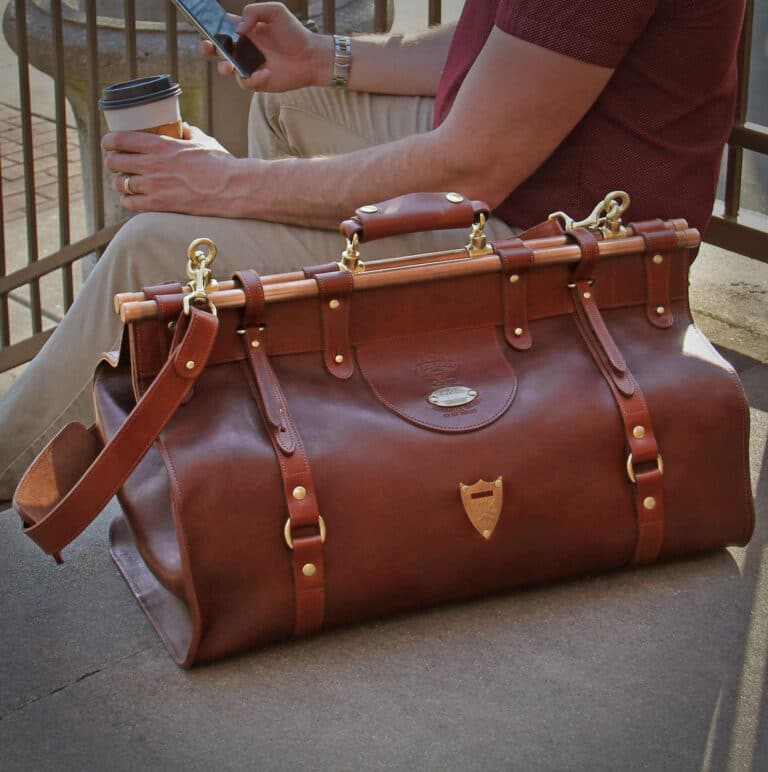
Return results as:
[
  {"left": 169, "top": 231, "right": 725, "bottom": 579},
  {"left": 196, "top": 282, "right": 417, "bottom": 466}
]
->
[
  {"left": 314, "top": 271, "right": 355, "bottom": 380},
  {"left": 570, "top": 283, "right": 665, "bottom": 565},
  {"left": 302, "top": 263, "right": 340, "bottom": 279},
  {"left": 495, "top": 238, "right": 534, "bottom": 350},
  {"left": 15, "top": 307, "right": 220, "bottom": 561},
  {"left": 567, "top": 228, "right": 665, "bottom": 565},
  {"left": 236, "top": 270, "right": 326, "bottom": 637},
  {"left": 631, "top": 220, "right": 676, "bottom": 329},
  {"left": 518, "top": 217, "right": 564, "bottom": 241},
  {"left": 131, "top": 283, "right": 185, "bottom": 397},
  {"left": 569, "top": 227, "right": 601, "bottom": 284}
]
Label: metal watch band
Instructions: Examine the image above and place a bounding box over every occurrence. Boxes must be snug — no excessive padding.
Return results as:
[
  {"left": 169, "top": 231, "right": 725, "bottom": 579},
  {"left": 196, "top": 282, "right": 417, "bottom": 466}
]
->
[{"left": 332, "top": 34, "right": 351, "bottom": 88}]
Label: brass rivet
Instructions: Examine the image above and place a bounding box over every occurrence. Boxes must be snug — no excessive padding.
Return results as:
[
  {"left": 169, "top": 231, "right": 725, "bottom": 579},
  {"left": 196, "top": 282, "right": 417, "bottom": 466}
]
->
[
  {"left": 583, "top": 291, "right": 592, "bottom": 299},
  {"left": 509, "top": 274, "right": 520, "bottom": 283},
  {"left": 293, "top": 486, "right": 307, "bottom": 501},
  {"left": 514, "top": 327, "right": 524, "bottom": 337},
  {"left": 468, "top": 390, "right": 477, "bottom": 397},
  {"left": 633, "top": 425, "right": 646, "bottom": 439},
  {"left": 236, "top": 328, "right": 246, "bottom": 335},
  {"left": 482, "top": 530, "right": 491, "bottom": 539},
  {"left": 643, "top": 496, "right": 657, "bottom": 510},
  {"left": 334, "top": 354, "right": 344, "bottom": 364},
  {"left": 653, "top": 254, "right": 664, "bottom": 265},
  {"left": 495, "top": 479, "right": 502, "bottom": 488},
  {"left": 446, "top": 192, "right": 464, "bottom": 203},
  {"left": 656, "top": 306, "right": 665, "bottom": 315},
  {"left": 360, "top": 205, "right": 378, "bottom": 214},
  {"left": 329, "top": 299, "right": 340, "bottom": 310},
  {"left": 302, "top": 563, "right": 317, "bottom": 577},
  {"left": 167, "top": 321, "right": 176, "bottom": 331},
  {"left": 251, "top": 340, "right": 260, "bottom": 348},
  {"left": 185, "top": 360, "right": 195, "bottom": 370}
]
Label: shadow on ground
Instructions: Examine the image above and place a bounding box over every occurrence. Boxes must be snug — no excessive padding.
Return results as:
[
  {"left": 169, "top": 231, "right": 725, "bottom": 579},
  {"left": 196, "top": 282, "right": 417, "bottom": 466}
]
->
[{"left": 1, "top": 352, "right": 766, "bottom": 772}]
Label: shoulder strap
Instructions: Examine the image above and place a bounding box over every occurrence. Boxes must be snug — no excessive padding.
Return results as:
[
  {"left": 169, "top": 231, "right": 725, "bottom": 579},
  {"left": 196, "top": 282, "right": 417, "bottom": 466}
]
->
[{"left": 14, "top": 307, "right": 219, "bottom": 562}]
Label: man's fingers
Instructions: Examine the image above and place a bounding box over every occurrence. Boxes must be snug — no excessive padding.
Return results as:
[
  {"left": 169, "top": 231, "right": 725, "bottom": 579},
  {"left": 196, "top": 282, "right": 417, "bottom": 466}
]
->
[
  {"left": 120, "top": 193, "right": 151, "bottom": 212},
  {"left": 200, "top": 39, "right": 215, "bottom": 57},
  {"left": 101, "top": 131, "right": 168, "bottom": 154},
  {"left": 112, "top": 173, "right": 142, "bottom": 196},
  {"left": 234, "top": 67, "right": 272, "bottom": 91},
  {"left": 237, "top": 2, "right": 284, "bottom": 34},
  {"left": 217, "top": 59, "right": 236, "bottom": 77},
  {"left": 104, "top": 151, "right": 148, "bottom": 175}
]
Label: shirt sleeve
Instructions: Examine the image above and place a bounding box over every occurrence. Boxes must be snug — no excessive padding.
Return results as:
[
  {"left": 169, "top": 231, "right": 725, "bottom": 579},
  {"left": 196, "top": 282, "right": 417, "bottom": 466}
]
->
[{"left": 495, "top": 0, "right": 660, "bottom": 68}]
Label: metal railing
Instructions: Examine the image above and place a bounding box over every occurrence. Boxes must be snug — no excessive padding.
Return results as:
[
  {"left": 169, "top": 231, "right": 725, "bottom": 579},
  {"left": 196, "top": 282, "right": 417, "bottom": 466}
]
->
[
  {"left": 0, "top": 0, "right": 765, "bottom": 375},
  {"left": 705, "top": 0, "right": 768, "bottom": 262}
]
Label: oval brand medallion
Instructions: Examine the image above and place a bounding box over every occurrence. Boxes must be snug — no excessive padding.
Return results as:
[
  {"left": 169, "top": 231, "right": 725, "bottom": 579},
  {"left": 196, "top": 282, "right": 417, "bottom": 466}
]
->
[{"left": 428, "top": 386, "right": 478, "bottom": 408}]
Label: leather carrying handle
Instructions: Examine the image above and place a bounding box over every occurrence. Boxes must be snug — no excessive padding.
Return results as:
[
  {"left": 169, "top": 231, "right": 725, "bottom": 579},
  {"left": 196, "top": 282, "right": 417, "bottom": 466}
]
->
[
  {"left": 339, "top": 192, "right": 490, "bottom": 243},
  {"left": 14, "top": 307, "right": 219, "bottom": 561}
]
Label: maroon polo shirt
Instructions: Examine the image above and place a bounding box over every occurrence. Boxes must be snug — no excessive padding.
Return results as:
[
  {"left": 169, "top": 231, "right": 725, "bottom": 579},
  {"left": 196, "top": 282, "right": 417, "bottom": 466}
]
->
[{"left": 433, "top": 0, "right": 744, "bottom": 232}]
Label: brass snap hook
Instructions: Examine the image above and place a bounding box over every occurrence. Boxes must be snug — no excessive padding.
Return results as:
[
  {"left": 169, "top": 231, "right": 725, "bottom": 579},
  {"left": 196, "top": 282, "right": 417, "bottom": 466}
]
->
[{"left": 184, "top": 237, "right": 219, "bottom": 315}]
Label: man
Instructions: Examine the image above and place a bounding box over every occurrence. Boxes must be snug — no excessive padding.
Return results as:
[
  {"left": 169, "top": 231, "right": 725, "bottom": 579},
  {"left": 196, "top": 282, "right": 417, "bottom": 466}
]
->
[{"left": 0, "top": 0, "right": 745, "bottom": 497}]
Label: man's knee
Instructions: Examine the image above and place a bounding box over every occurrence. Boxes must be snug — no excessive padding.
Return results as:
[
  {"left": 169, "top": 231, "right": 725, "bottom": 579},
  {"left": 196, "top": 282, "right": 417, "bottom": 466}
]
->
[{"left": 93, "top": 212, "right": 194, "bottom": 289}]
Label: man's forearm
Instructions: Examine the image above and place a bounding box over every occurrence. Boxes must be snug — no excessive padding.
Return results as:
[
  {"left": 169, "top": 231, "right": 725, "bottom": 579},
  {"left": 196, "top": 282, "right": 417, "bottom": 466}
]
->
[
  {"left": 226, "top": 128, "right": 472, "bottom": 229},
  {"left": 313, "top": 23, "right": 456, "bottom": 96}
]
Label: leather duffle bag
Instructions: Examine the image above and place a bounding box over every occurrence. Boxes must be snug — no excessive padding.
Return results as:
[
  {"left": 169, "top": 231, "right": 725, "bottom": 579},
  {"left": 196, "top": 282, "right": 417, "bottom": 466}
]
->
[{"left": 14, "top": 191, "right": 756, "bottom": 667}]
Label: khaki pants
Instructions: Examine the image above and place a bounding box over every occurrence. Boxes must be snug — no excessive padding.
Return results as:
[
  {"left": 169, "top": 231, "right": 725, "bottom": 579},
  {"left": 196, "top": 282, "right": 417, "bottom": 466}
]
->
[{"left": 0, "top": 87, "right": 516, "bottom": 498}]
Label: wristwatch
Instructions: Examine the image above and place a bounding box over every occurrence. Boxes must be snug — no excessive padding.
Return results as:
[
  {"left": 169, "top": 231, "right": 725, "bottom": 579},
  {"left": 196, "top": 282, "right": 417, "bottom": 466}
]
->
[{"left": 332, "top": 35, "right": 351, "bottom": 88}]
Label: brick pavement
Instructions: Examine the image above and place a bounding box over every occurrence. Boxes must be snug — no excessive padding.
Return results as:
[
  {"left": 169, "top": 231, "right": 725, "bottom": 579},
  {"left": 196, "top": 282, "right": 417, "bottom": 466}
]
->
[
  {"left": 0, "top": 102, "right": 83, "bottom": 222},
  {"left": 0, "top": 103, "right": 88, "bottom": 396}
]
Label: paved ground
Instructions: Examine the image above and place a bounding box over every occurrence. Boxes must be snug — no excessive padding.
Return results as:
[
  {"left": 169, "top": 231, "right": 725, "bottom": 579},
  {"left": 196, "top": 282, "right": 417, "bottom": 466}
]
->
[
  {"left": 1, "top": 2, "right": 767, "bottom": 770},
  {"left": 0, "top": 103, "right": 82, "bottom": 220}
]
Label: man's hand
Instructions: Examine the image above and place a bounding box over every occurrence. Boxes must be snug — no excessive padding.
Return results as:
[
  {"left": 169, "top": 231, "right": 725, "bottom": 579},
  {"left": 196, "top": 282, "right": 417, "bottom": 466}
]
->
[
  {"left": 201, "top": 2, "right": 332, "bottom": 92},
  {"left": 102, "top": 125, "right": 246, "bottom": 216}
]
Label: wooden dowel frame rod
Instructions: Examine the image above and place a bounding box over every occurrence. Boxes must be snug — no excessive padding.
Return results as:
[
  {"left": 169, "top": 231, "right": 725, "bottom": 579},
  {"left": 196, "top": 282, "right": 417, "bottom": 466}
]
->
[
  {"left": 120, "top": 228, "right": 700, "bottom": 323},
  {"left": 114, "top": 219, "right": 692, "bottom": 313}
]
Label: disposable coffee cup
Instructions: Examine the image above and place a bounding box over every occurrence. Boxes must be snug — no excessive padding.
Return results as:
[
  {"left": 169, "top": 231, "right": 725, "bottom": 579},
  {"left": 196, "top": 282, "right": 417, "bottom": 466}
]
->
[{"left": 99, "top": 74, "right": 183, "bottom": 138}]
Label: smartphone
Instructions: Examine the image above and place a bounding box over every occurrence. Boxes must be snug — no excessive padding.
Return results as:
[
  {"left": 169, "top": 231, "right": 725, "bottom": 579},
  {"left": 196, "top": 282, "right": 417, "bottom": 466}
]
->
[{"left": 170, "top": 0, "right": 266, "bottom": 78}]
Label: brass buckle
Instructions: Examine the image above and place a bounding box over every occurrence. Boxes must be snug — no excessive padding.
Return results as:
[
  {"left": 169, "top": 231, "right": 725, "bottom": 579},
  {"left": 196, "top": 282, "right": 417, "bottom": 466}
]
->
[
  {"left": 549, "top": 191, "right": 630, "bottom": 240},
  {"left": 284, "top": 515, "right": 327, "bottom": 550},
  {"left": 626, "top": 453, "right": 664, "bottom": 484}
]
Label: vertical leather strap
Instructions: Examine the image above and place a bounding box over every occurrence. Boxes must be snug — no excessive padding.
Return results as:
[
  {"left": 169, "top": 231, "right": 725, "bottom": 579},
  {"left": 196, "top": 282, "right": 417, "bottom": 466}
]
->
[
  {"left": 631, "top": 220, "right": 677, "bottom": 329},
  {"left": 314, "top": 271, "right": 355, "bottom": 380},
  {"left": 568, "top": 227, "right": 601, "bottom": 283},
  {"left": 234, "top": 270, "right": 327, "bottom": 637},
  {"left": 131, "top": 283, "right": 185, "bottom": 398},
  {"left": 570, "top": 283, "right": 665, "bottom": 565},
  {"left": 495, "top": 239, "right": 534, "bottom": 350}
]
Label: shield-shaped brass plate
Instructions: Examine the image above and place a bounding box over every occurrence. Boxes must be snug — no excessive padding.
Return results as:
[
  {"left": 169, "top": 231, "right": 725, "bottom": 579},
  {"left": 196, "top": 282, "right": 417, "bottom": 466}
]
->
[{"left": 459, "top": 477, "right": 503, "bottom": 540}]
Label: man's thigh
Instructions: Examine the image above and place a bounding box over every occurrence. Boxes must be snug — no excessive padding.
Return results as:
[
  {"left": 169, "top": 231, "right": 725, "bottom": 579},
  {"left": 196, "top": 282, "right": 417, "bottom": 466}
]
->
[{"left": 249, "top": 87, "right": 435, "bottom": 160}]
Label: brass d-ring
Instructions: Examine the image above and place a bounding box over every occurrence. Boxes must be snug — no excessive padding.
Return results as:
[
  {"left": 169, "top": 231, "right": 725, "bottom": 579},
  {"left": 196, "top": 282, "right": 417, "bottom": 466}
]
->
[
  {"left": 626, "top": 453, "right": 664, "bottom": 484},
  {"left": 284, "top": 515, "right": 327, "bottom": 550}
]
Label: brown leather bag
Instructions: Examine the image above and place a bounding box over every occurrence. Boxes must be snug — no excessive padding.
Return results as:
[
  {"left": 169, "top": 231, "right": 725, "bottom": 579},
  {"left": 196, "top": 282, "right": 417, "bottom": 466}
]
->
[{"left": 14, "top": 192, "right": 755, "bottom": 667}]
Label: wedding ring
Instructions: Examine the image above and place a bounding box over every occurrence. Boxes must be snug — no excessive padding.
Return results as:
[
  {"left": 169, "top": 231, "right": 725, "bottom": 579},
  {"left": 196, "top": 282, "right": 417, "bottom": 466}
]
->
[{"left": 123, "top": 175, "right": 134, "bottom": 196}]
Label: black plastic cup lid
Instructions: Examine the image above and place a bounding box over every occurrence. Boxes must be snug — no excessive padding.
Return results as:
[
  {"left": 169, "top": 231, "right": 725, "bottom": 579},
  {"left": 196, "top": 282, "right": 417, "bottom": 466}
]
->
[{"left": 99, "top": 74, "right": 182, "bottom": 111}]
